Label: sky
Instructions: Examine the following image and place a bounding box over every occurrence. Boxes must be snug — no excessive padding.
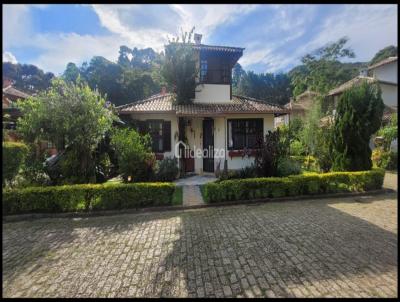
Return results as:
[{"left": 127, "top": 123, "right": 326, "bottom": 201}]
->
[{"left": 3, "top": 4, "right": 398, "bottom": 75}]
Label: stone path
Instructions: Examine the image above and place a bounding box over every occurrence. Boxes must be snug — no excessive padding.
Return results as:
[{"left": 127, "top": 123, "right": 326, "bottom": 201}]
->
[
  {"left": 182, "top": 185, "right": 204, "bottom": 206},
  {"left": 3, "top": 192, "right": 397, "bottom": 298},
  {"left": 383, "top": 171, "right": 397, "bottom": 191}
]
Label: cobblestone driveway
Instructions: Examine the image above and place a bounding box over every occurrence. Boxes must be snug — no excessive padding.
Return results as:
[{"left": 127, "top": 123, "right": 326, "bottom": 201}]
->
[{"left": 3, "top": 193, "right": 398, "bottom": 298}]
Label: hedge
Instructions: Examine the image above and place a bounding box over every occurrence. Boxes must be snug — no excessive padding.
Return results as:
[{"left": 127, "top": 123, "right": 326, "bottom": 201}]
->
[
  {"left": 202, "top": 169, "right": 385, "bottom": 203},
  {"left": 3, "top": 142, "right": 29, "bottom": 186},
  {"left": 3, "top": 182, "right": 176, "bottom": 215}
]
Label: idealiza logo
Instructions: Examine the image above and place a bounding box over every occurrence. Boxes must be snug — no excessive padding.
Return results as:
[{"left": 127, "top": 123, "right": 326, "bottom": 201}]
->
[{"left": 174, "top": 141, "right": 225, "bottom": 159}]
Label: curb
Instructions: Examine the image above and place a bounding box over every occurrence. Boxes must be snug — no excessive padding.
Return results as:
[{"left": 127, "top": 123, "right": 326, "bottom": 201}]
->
[{"left": 3, "top": 188, "right": 396, "bottom": 223}]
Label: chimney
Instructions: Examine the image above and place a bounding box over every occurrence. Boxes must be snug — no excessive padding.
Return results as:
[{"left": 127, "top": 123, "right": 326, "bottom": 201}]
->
[
  {"left": 161, "top": 86, "right": 167, "bottom": 95},
  {"left": 194, "top": 33, "right": 202, "bottom": 45}
]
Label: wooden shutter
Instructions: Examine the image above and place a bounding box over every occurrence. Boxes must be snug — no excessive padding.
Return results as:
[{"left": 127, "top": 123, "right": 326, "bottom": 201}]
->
[{"left": 162, "top": 121, "right": 171, "bottom": 152}]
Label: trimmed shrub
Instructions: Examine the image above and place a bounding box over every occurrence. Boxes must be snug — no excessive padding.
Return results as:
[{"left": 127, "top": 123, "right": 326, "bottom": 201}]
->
[
  {"left": 3, "top": 142, "right": 29, "bottom": 187},
  {"left": 277, "top": 158, "right": 301, "bottom": 177},
  {"left": 155, "top": 157, "right": 179, "bottom": 181},
  {"left": 202, "top": 169, "right": 385, "bottom": 203},
  {"left": 3, "top": 182, "right": 175, "bottom": 215}
]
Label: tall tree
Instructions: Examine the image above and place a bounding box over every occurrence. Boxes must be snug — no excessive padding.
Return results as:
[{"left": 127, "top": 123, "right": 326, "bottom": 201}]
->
[
  {"left": 289, "top": 37, "right": 358, "bottom": 97},
  {"left": 63, "top": 62, "right": 81, "bottom": 83},
  {"left": 3, "top": 62, "right": 55, "bottom": 93},
  {"left": 162, "top": 27, "right": 197, "bottom": 104},
  {"left": 331, "top": 81, "right": 384, "bottom": 171}
]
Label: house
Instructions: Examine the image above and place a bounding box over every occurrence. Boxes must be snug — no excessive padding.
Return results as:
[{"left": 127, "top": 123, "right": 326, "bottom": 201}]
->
[
  {"left": 274, "top": 90, "right": 319, "bottom": 128},
  {"left": 326, "top": 56, "right": 398, "bottom": 151},
  {"left": 117, "top": 35, "right": 288, "bottom": 175}
]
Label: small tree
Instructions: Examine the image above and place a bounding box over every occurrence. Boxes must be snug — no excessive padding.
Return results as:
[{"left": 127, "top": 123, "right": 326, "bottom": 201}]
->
[
  {"left": 17, "top": 78, "right": 116, "bottom": 183},
  {"left": 255, "top": 128, "right": 288, "bottom": 177},
  {"left": 162, "top": 27, "right": 198, "bottom": 104},
  {"left": 300, "top": 97, "right": 323, "bottom": 158},
  {"left": 332, "top": 81, "right": 384, "bottom": 171},
  {"left": 110, "top": 128, "right": 156, "bottom": 182},
  {"left": 377, "top": 113, "right": 397, "bottom": 151}
]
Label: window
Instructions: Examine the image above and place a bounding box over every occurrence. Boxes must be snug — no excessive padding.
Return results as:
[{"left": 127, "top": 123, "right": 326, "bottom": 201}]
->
[
  {"left": 227, "top": 119, "right": 263, "bottom": 150},
  {"left": 146, "top": 120, "right": 163, "bottom": 153},
  {"left": 200, "top": 60, "right": 208, "bottom": 82},
  {"left": 136, "top": 120, "right": 171, "bottom": 153}
]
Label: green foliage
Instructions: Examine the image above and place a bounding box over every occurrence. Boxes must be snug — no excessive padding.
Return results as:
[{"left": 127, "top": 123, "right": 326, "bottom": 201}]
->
[
  {"left": 370, "top": 45, "right": 397, "bottom": 66},
  {"left": 162, "top": 27, "right": 197, "bottom": 104},
  {"left": 233, "top": 69, "right": 291, "bottom": 105},
  {"left": 218, "top": 164, "right": 257, "bottom": 181},
  {"left": 171, "top": 186, "right": 183, "bottom": 206},
  {"left": 372, "top": 149, "right": 397, "bottom": 170},
  {"left": 17, "top": 78, "right": 116, "bottom": 183},
  {"left": 3, "top": 182, "right": 176, "bottom": 215},
  {"left": 300, "top": 98, "right": 323, "bottom": 156},
  {"left": 255, "top": 128, "right": 289, "bottom": 177},
  {"left": 2, "top": 142, "right": 28, "bottom": 187},
  {"left": 289, "top": 140, "right": 305, "bottom": 156},
  {"left": 155, "top": 157, "right": 179, "bottom": 181},
  {"left": 288, "top": 117, "right": 304, "bottom": 141},
  {"left": 277, "top": 158, "right": 302, "bottom": 177},
  {"left": 3, "top": 62, "right": 54, "bottom": 93},
  {"left": 202, "top": 169, "right": 385, "bottom": 203},
  {"left": 332, "top": 81, "right": 384, "bottom": 171},
  {"left": 377, "top": 114, "right": 397, "bottom": 151},
  {"left": 289, "top": 37, "right": 360, "bottom": 96},
  {"left": 111, "top": 128, "right": 156, "bottom": 182}
]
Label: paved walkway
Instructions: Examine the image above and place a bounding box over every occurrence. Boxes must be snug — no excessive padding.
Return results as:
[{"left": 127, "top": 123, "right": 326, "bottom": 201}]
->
[
  {"left": 174, "top": 175, "right": 217, "bottom": 186},
  {"left": 182, "top": 185, "right": 205, "bottom": 206},
  {"left": 3, "top": 192, "right": 397, "bottom": 298},
  {"left": 383, "top": 171, "right": 397, "bottom": 191}
]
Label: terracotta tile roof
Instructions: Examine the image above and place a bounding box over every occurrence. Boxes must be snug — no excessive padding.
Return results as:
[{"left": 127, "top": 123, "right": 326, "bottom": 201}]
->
[
  {"left": 117, "top": 93, "right": 288, "bottom": 116},
  {"left": 285, "top": 90, "right": 319, "bottom": 112},
  {"left": 368, "top": 56, "right": 398, "bottom": 70},
  {"left": 327, "top": 76, "right": 377, "bottom": 96},
  {"left": 2, "top": 85, "right": 30, "bottom": 99}
]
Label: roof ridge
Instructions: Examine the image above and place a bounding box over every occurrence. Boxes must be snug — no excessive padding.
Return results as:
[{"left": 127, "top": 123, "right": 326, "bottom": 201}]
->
[{"left": 233, "top": 94, "right": 285, "bottom": 109}]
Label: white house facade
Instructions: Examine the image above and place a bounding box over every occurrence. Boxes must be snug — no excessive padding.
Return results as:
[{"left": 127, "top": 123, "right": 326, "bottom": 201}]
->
[{"left": 117, "top": 37, "right": 288, "bottom": 175}]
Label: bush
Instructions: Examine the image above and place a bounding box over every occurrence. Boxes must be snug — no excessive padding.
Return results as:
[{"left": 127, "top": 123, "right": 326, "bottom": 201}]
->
[
  {"left": 202, "top": 169, "right": 385, "bottom": 203},
  {"left": 155, "top": 157, "right": 179, "bottom": 181},
  {"left": 2, "top": 142, "right": 29, "bottom": 187},
  {"left": 290, "top": 140, "right": 305, "bottom": 156},
  {"left": 218, "top": 164, "right": 257, "bottom": 181},
  {"left": 290, "top": 155, "right": 319, "bottom": 172},
  {"left": 111, "top": 128, "right": 156, "bottom": 182},
  {"left": 3, "top": 182, "right": 176, "bottom": 215},
  {"left": 372, "top": 149, "right": 398, "bottom": 170},
  {"left": 277, "top": 158, "right": 301, "bottom": 177}
]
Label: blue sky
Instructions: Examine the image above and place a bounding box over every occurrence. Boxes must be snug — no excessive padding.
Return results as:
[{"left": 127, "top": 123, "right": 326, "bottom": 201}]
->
[{"left": 3, "top": 4, "right": 398, "bottom": 75}]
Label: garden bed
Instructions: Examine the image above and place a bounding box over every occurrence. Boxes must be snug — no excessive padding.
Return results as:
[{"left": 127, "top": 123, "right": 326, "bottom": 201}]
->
[
  {"left": 3, "top": 182, "right": 177, "bottom": 215},
  {"left": 202, "top": 169, "right": 385, "bottom": 203}
]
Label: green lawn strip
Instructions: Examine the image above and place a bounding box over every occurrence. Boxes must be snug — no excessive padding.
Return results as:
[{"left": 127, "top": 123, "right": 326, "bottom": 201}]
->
[{"left": 172, "top": 186, "right": 183, "bottom": 206}]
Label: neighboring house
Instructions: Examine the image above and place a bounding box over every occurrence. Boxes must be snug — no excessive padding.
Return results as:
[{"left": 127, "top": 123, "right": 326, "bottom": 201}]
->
[
  {"left": 275, "top": 90, "right": 319, "bottom": 127},
  {"left": 117, "top": 35, "right": 288, "bottom": 175},
  {"left": 326, "top": 56, "right": 398, "bottom": 151},
  {"left": 2, "top": 79, "right": 57, "bottom": 155}
]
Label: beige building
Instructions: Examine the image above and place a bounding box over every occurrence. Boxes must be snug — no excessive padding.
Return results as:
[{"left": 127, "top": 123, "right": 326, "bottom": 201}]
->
[{"left": 117, "top": 36, "right": 288, "bottom": 175}]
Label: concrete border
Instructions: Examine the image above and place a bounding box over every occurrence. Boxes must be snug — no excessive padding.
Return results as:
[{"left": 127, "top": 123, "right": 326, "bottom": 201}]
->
[{"left": 3, "top": 189, "right": 396, "bottom": 223}]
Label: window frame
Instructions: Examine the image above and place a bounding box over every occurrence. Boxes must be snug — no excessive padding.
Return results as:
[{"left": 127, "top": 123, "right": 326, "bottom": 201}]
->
[
  {"left": 227, "top": 118, "right": 264, "bottom": 150},
  {"left": 145, "top": 119, "right": 164, "bottom": 153}
]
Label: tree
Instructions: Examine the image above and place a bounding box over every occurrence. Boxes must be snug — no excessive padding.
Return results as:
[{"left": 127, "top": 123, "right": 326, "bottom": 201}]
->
[
  {"left": 331, "top": 81, "right": 384, "bottom": 171},
  {"left": 300, "top": 97, "right": 323, "bottom": 157},
  {"left": 370, "top": 45, "right": 398, "bottom": 66},
  {"left": 162, "top": 27, "right": 198, "bottom": 104},
  {"left": 3, "top": 62, "right": 55, "bottom": 93},
  {"left": 376, "top": 113, "right": 398, "bottom": 151},
  {"left": 289, "top": 37, "right": 359, "bottom": 96},
  {"left": 17, "top": 78, "right": 116, "bottom": 183},
  {"left": 110, "top": 128, "right": 156, "bottom": 182},
  {"left": 63, "top": 62, "right": 81, "bottom": 83}
]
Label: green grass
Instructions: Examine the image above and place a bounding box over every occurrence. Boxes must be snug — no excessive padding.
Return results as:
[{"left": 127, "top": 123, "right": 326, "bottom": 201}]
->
[{"left": 171, "top": 186, "right": 183, "bottom": 206}]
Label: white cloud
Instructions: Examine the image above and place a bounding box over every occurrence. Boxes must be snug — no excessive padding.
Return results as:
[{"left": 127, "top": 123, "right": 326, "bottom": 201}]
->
[{"left": 3, "top": 51, "right": 18, "bottom": 64}]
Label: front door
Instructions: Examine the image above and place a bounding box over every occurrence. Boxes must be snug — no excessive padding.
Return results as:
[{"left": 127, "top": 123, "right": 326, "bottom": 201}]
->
[{"left": 203, "top": 119, "right": 214, "bottom": 172}]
